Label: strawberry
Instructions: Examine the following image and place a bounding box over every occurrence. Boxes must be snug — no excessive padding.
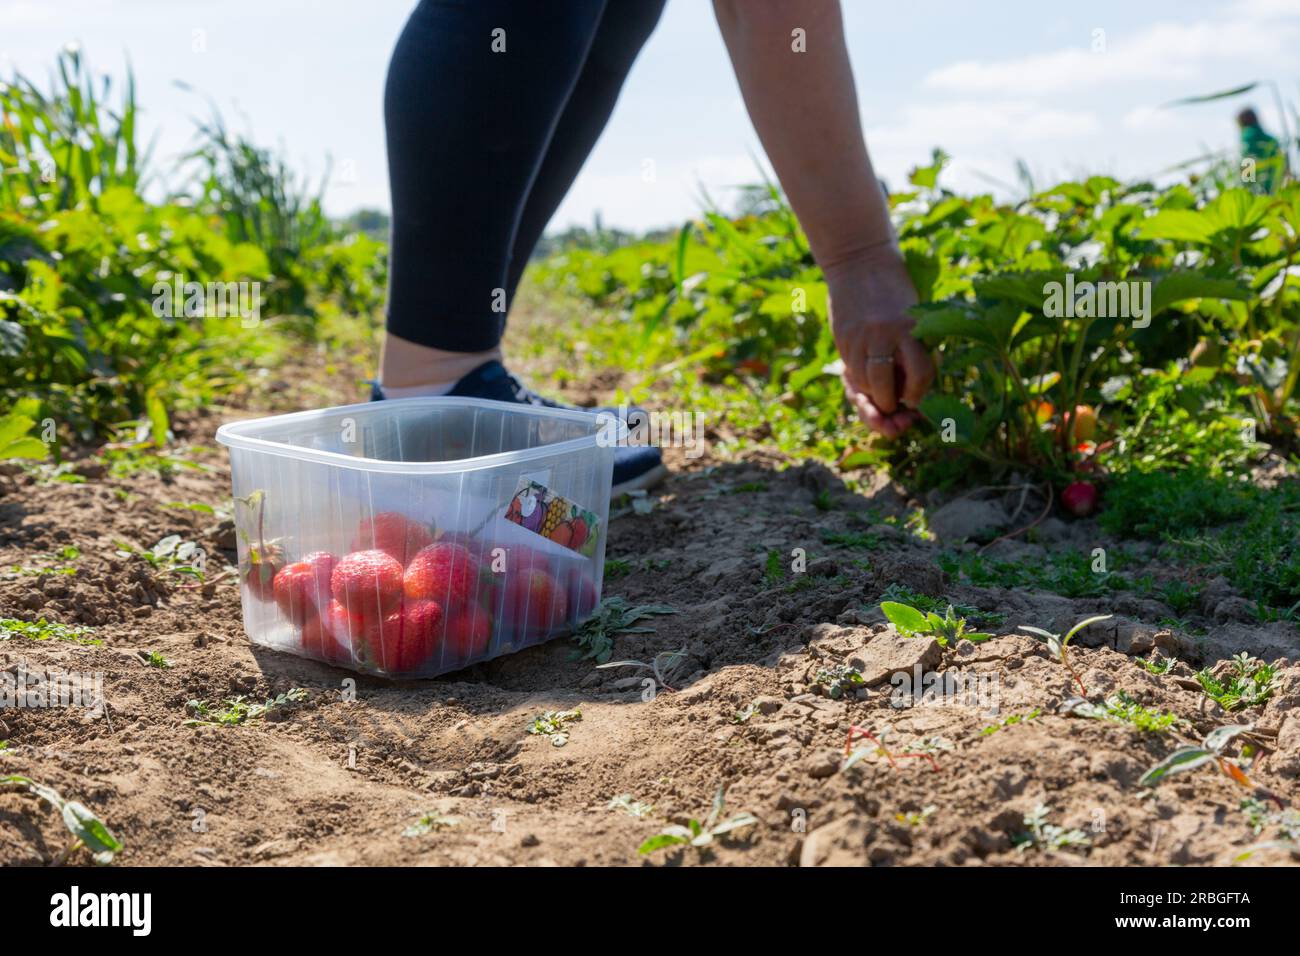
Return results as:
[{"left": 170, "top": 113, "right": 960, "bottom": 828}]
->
[
  {"left": 565, "top": 567, "right": 598, "bottom": 621},
  {"left": 404, "top": 542, "right": 482, "bottom": 609},
  {"left": 237, "top": 489, "right": 282, "bottom": 602},
  {"left": 273, "top": 551, "right": 337, "bottom": 625},
  {"left": 1061, "top": 481, "right": 1099, "bottom": 517},
  {"left": 444, "top": 608, "right": 492, "bottom": 663},
  {"left": 351, "top": 511, "right": 435, "bottom": 565},
  {"left": 504, "top": 565, "right": 568, "bottom": 637},
  {"left": 433, "top": 530, "right": 490, "bottom": 564},
  {"left": 330, "top": 549, "right": 404, "bottom": 620},
  {"left": 374, "top": 599, "right": 444, "bottom": 674},
  {"left": 301, "top": 611, "right": 351, "bottom": 665}
]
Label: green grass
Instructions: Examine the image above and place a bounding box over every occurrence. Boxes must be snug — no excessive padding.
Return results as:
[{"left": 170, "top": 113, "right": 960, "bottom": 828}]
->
[{"left": 0, "top": 618, "right": 100, "bottom": 645}]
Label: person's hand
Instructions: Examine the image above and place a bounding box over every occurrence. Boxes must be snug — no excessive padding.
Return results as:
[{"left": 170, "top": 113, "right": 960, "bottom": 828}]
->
[{"left": 825, "top": 244, "right": 935, "bottom": 438}]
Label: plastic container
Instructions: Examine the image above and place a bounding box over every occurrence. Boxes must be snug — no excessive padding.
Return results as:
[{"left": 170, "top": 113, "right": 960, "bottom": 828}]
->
[{"left": 215, "top": 396, "right": 616, "bottom": 677}]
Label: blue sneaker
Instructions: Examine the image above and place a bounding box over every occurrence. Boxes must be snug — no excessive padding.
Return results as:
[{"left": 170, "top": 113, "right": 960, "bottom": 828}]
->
[{"left": 370, "top": 361, "right": 668, "bottom": 499}]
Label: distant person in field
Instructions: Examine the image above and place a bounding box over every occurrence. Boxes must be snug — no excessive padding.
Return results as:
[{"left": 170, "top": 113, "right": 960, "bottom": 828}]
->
[
  {"left": 376, "top": 0, "right": 933, "bottom": 496},
  {"left": 1237, "top": 107, "right": 1286, "bottom": 194}
]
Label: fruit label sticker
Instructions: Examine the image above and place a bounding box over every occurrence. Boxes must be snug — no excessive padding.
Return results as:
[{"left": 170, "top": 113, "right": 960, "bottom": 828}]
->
[{"left": 503, "top": 478, "right": 599, "bottom": 558}]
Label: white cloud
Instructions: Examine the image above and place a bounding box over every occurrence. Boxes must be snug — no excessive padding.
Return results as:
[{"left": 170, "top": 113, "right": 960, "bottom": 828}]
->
[{"left": 923, "top": 16, "right": 1298, "bottom": 95}]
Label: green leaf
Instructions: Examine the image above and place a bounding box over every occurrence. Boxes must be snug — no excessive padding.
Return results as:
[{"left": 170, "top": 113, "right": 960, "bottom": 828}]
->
[
  {"left": 1204, "top": 724, "right": 1253, "bottom": 754},
  {"left": 1133, "top": 209, "right": 1219, "bottom": 244},
  {"left": 1062, "top": 614, "right": 1113, "bottom": 646},
  {"left": 1139, "top": 746, "right": 1214, "bottom": 786},
  {"left": 918, "top": 394, "right": 976, "bottom": 444},
  {"left": 638, "top": 832, "right": 690, "bottom": 855},
  {"left": 881, "top": 601, "right": 929, "bottom": 635},
  {"left": 1151, "top": 273, "right": 1252, "bottom": 315},
  {"left": 62, "top": 800, "right": 123, "bottom": 859}
]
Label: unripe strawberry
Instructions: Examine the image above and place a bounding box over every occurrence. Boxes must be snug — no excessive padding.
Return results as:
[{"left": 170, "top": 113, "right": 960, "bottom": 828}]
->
[{"left": 331, "top": 549, "right": 404, "bottom": 620}]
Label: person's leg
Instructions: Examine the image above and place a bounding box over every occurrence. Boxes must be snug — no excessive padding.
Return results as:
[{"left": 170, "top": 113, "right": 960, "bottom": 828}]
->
[
  {"left": 502, "top": 0, "right": 667, "bottom": 304},
  {"left": 381, "top": 0, "right": 609, "bottom": 391}
]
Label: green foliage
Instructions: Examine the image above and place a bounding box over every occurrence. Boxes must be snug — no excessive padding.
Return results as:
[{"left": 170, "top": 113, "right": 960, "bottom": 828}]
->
[
  {"left": 183, "top": 688, "right": 307, "bottom": 726},
  {"left": 0, "top": 617, "right": 99, "bottom": 644},
  {"left": 637, "top": 784, "right": 757, "bottom": 856},
  {"left": 569, "top": 596, "right": 676, "bottom": 664},
  {"left": 1012, "top": 803, "right": 1091, "bottom": 854},
  {"left": 1064, "top": 691, "right": 1182, "bottom": 733},
  {"left": 1196, "top": 654, "right": 1278, "bottom": 711},
  {"left": 881, "top": 600, "right": 993, "bottom": 645},
  {"left": 1, "top": 774, "right": 123, "bottom": 864}
]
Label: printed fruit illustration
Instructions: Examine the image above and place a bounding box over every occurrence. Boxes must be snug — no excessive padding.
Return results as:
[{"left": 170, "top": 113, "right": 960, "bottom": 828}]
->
[
  {"left": 541, "top": 497, "right": 568, "bottom": 537},
  {"left": 1068, "top": 404, "right": 1098, "bottom": 442},
  {"left": 549, "top": 521, "right": 574, "bottom": 548},
  {"left": 375, "top": 599, "right": 444, "bottom": 673},
  {"left": 404, "top": 542, "right": 482, "bottom": 608},
  {"left": 331, "top": 549, "right": 405, "bottom": 620},
  {"left": 351, "top": 511, "right": 436, "bottom": 565},
  {"left": 273, "top": 551, "right": 337, "bottom": 625},
  {"left": 301, "top": 612, "right": 350, "bottom": 665},
  {"left": 1061, "top": 481, "right": 1098, "bottom": 517},
  {"left": 444, "top": 609, "right": 492, "bottom": 662},
  {"left": 567, "top": 519, "right": 590, "bottom": 550},
  {"left": 504, "top": 565, "right": 568, "bottom": 636}
]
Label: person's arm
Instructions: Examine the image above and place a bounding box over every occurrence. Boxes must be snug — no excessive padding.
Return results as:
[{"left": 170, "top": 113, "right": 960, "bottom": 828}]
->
[{"left": 713, "top": 0, "right": 933, "bottom": 436}]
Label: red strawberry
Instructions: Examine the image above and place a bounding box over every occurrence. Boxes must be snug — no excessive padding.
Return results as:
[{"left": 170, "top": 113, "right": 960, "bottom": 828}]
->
[
  {"left": 351, "top": 512, "right": 435, "bottom": 565},
  {"left": 273, "top": 551, "right": 337, "bottom": 625},
  {"left": 444, "top": 608, "right": 492, "bottom": 663},
  {"left": 565, "top": 567, "right": 598, "bottom": 621},
  {"left": 434, "top": 530, "right": 490, "bottom": 564},
  {"left": 331, "top": 549, "right": 404, "bottom": 620},
  {"left": 1061, "top": 481, "right": 1098, "bottom": 517},
  {"left": 504, "top": 565, "right": 568, "bottom": 637},
  {"left": 404, "top": 542, "right": 482, "bottom": 608},
  {"left": 301, "top": 611, "right": 351, "bottom": 665},
  {"left": 242, "top": 543, "right": 283, "bottom": 603},
  {"left": 374, "top": 599, "right": 444, "bottom": 674}
]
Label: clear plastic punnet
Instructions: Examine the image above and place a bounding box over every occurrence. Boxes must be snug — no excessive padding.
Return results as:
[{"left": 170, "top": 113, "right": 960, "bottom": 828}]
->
[{"left": 215, "top": 397, "right": 616, "bottom": 678}]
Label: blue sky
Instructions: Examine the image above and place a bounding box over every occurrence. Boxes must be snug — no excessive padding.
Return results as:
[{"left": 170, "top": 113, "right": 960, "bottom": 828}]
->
[{"left": 3, "top": 0, "right": 1298, "bottom": 232}]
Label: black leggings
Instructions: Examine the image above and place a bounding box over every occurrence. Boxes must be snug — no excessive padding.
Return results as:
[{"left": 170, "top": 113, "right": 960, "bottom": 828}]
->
[{"left": 384, "top": 0, "right": 667, "bottom": 352}]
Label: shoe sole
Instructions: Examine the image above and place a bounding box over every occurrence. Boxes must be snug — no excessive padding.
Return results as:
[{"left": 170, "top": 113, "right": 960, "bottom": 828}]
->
[{"left": 610, "top": 462, "right": 669, "bottom": 500}]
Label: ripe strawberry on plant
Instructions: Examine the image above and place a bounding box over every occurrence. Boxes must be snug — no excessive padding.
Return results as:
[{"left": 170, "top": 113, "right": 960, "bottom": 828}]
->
[
  {"left": 273, "top": 551, "right": 337, "bottom": 625},
  {"left": 351, "top": 512, "right": 436, "bottom": 565},
  {"left": 374, "top": 599, "right": 445, "bottom": 673},
  {"left": 331, "top": 549, "right": 405, "bottom": 620},
  {"left": 1061, "top": 481, "right": 1098, "bottom": 517},
  {"left": 404, "top": 542, "right": 483, "bottom": 609}
]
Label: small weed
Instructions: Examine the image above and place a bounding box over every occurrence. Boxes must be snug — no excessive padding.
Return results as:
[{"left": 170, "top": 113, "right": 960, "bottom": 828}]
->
[
  {"left": 896, "top": 805, "right": 937, "bottom": 828},
  {"left": 527, "top": 709, "right": 582, "bottom": 746},
  {"left": 814, "top": 664, "right": 865, "bottom": 700},
  {"left": 842, "top": 725, "right": 942, "bottom": 773},
  {"left": 184, "top": 688, "right": 307, "bottom": 727},
  {"left": 763, "top": 550, "right": 784, "bottom": 586},
  {"left": 1137, "top": 656, "right": 1176, "bottom": 675},
  {"left": 1158, "top": 580, "right": 1202, "bottom": 615},
  {"left": 980, "top": 708, "right": 1041, "bottom": 736},
  {"left": 608, "top": 794, "right": 655, "bottom": 818},
  {"left": 604, "top": 558, "right": 632, "bottom": 579},
  {"left": 878, "top": 584, "right": 1005, "bottom": 626},
  {"left": 1140, "top": 724, "right": 1259, "bottom": 791},
  {"left": 1018, "top": 614, "right": 1111, "bottom": 696},
  {"left": 881, "top": 601, "right": 993, "bottom": 647},
  {"left": 731, "top": 703, "right": 757, "bottom": 724},
  {"left": 821, "top": 529, "right": 883, "bottom": 550},
  {"left": 597, "top": 646, "right": 688, "bottom": 693},
  {"left": 403, "top": 812, "right": 459, "bottom": 837},
  {"left": 116, "top": 535, "right": 205, "bottom": 579},
  {"left": 1, "top": 775, "right": 122, "bottom": 864},
  {"left": 1196, "top": 653, "right": 1277, "bottom": 711},
  {"left": 0, "top": 617, "right": 100, "bottom": 645},
  {"left": 637, "top": 784, "right": 757, "bottom": 855},
  {"left": 143, "top": 651, "right": 171, "bottom": 669},
  {"left": 1063, "top": 692, "right": 1182, "bottom": 733},
  {"left": 570, "top": 597, "right": 675, "bottom": 664},
  {"left": 1012, "top": 803, "right": 1091, "bottom": 854},
  {"left": 1240, "top": 797, "right": 1300, "bottom": 840},
  {"left": 811, "top": 489, "right": 835, "bottom": 512}
]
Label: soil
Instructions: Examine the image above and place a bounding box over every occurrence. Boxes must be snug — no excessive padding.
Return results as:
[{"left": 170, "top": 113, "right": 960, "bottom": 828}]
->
[{"left": 3, "top": 303, "right": 1299, "bottom": 868}]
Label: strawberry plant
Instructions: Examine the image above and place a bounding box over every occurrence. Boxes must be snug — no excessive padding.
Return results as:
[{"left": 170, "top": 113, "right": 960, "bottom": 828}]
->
[
  {"left": 527, "top": 709, "right": 582, "bottom": 746},
  {"left": 183, "top": 688, "right": 308, "bottom": 727},
  {"left": 1012, "top": 803, "right": 1091, "bottom": 854},
  {"left": 1195, "top": 653, "right": 1278, "bottom": 710}
]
